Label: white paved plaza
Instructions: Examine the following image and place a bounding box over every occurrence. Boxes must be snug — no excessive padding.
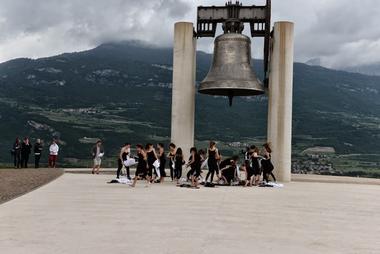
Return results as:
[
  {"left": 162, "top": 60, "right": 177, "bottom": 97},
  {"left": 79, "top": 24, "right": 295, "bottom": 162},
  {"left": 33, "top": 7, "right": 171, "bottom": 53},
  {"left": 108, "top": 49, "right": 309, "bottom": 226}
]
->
[{"left": 1, "top": 173, "right": 379, "bottom": 254}]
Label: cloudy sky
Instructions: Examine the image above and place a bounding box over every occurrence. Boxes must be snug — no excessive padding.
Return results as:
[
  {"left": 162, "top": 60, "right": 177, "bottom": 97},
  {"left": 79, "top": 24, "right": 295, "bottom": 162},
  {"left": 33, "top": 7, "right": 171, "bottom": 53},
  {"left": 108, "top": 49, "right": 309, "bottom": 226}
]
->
[{"left": 0, "top": 0, "right": 379, "bottom": 69}]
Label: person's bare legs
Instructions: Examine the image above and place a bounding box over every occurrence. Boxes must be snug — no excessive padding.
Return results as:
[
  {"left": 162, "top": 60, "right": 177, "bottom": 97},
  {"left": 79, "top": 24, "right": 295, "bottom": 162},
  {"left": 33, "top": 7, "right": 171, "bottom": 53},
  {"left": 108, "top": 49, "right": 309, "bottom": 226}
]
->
[
  {"left": 131, "top": 176, "right": 140, "bottom": 187},
  {"left": 95, "top": 165, "right": 100, "bottom": 174},
  {"left": 191, "top": 175, "right": 200, "bottom": 188},
  {"left": 250, "top": 176, "right": 255, "bottom": 186},
  {"left": 254, "top": 175, "right": 260, "bottom": 185},
  {"left": 145, "top": 176, "right": 152, "bottom": 187},
  {"left": 191, "top": 176, "right": 195, "bottom": 187},
  {"left": 92, "top": 164, "right": 97, "bottom": 174},
  {"left": 221, "top": 176, "right": 227, "bottom": 185},
  {"left": 243, "top": 167, "right": 248, "bottom": 187},
  {"left": 216, "top": 171, "right": 221, "bottom": 182},
  {"left": 244, "top": 179, "right": 249, "bottom": 187},
  {"left": 252, "top": 176, "right": 257, "bottom": 186},
  {"left": 245, "top": 175, "right": 252, "bottom": 187},
  {"left": 195, "top": 177, "right": 199, "bottom": 188}
]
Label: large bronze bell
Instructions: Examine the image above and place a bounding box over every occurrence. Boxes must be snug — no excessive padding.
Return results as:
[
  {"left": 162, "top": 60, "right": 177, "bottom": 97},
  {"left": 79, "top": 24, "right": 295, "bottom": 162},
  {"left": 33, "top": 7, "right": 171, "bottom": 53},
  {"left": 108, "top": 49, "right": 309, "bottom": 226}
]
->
[{"left": 198, "top": 33, "right": 265, "bottom": 106}]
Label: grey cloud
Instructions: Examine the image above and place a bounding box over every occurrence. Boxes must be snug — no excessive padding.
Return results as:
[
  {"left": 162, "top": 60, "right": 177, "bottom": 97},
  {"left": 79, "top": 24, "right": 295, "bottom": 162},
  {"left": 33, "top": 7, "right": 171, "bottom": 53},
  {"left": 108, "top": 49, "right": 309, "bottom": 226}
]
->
[
  {"left": 292, "top": 0, "right": 380, "bottom": 68},
  {"left": 0, "top": 0, "right": 192, "bottom": 62},
  {"left": 159, "top": 0, "right": 191, "bottom": 18},
  {"left": 0, "top": 0, "right": 380, "bottom": 69}
]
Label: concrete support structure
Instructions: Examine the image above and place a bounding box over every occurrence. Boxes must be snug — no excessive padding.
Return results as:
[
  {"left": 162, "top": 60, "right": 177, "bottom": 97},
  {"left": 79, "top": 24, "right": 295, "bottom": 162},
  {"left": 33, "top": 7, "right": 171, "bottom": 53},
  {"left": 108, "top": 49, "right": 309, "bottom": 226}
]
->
[
  {"left": 267, "top": 21, "right": 294, "bottom": 182},
  {"left": 171, "top": 22, "right": 196, "bottom": 159}
]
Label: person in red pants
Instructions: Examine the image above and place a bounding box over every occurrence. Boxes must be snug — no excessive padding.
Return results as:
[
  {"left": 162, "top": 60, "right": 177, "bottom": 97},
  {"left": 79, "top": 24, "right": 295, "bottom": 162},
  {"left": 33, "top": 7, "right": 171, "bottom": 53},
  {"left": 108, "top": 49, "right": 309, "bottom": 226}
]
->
[{"left": 48, "top": 139, "right": 59, "bottom": 168}]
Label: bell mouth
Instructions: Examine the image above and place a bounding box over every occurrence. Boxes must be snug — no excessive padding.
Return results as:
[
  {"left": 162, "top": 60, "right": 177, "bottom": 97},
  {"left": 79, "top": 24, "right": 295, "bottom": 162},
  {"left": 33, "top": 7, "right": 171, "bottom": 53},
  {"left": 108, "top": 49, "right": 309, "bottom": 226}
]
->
[
  {"left": 198, "top": 81, "right": 265, "bottom": 97},
  {"left": 198, "top": 85, "right": 264, "bottom": 106},
  {"left": 198, "top": 88, "right": 264, "bottom": 97}
]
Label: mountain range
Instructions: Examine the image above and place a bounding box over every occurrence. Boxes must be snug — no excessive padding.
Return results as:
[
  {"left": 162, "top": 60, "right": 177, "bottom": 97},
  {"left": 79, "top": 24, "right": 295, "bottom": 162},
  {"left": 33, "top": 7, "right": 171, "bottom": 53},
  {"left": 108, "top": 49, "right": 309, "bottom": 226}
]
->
[
  {"left": 305, "top": 58, "right": 380, "bottom": 76},
  {"left": 0, "top": 41, "right": 379, "bottom": 175},
  {"left": 343, "top": 63, "right": 380, "bottom": 76}
]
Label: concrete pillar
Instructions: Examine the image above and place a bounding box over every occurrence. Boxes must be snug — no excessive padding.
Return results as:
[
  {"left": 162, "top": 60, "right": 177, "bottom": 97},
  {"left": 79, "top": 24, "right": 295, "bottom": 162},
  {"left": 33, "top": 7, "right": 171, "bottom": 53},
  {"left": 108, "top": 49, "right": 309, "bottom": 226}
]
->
[
  {"left": 171, "top": 22, "right": 196, "bottom": 159},
  {"left": 267, "top": 21, "right": 294, "bottom": 182}
]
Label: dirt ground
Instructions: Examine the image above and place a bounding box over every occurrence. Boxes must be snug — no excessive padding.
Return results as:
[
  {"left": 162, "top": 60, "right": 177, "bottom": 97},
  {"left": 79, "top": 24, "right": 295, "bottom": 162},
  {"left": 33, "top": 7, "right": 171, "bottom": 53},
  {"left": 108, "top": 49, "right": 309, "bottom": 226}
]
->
[{"left": 0, "top": 168, "right": 63, "bottom": 204}]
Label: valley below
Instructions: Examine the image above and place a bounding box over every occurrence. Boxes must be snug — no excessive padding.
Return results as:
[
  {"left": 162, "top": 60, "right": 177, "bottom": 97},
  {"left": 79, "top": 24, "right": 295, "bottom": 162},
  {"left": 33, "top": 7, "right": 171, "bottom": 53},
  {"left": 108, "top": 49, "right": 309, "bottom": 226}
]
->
[{"left": 0, "top": 42, "right": 379, "bottom": 178}]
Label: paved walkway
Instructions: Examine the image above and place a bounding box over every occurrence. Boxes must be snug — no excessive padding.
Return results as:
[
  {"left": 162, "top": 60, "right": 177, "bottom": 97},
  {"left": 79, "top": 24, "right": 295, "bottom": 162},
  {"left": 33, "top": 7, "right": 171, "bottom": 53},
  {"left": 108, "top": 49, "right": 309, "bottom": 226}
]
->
[{"left": 1, "top": 173, "right": 379, "bottom": 254}]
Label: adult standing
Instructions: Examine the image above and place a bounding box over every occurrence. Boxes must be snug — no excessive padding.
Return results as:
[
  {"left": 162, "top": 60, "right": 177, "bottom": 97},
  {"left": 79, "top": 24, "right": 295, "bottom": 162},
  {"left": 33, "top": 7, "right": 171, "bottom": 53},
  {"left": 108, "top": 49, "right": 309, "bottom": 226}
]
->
[
  {"left": 261, "top": 143, "right": 276, "bottom": 183},
  {"left": 12, "top": 138, "right": 21, "bottom": 168},
  {"left": 116, "top": 143, "right": 131, "bottom": 179},
  {"left": 205, "top": 141, "right": 220, "bottom": 184},
  {"left": 91, "top": 140, "right": 104, "bottom": 174},
  {"left": 20, "top": 137, "right": 32, "bottom": 168},
  {"left": 250, "top": 146, "right": 261, "bottom": 186},
  {"left": 146, "top": 143, "right": 158, "bottom": 181},
  {"left": 157, "top": 143, "right": 166, "bottom": 183},
  {"left": 48, "top": 139, "right": 59, "bottom": 168},
  {"left": 174, "top": 147, "right": 185, "bottom": 184},
  {"left": 131, "top": 144, "right": 150, "bottom": 187},
  {"left": 34, "top": 139, "right": 43, "bottom": 168},
  {"left": 167, "top": 143, "right": 177, "bottom": 181},
  {"left": 244, "top": 146, "right": 251, "bottom": 170}
]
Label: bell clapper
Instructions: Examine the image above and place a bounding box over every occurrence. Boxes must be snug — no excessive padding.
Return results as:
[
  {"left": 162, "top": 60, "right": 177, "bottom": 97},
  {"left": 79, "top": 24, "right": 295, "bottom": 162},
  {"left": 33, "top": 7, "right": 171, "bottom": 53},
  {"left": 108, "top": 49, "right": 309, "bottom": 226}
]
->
[
  {"left": 228, "top": 95, "right": 234, "bottom": 107},
  {"left": 228, "top": 90, "right": 234, "bottom": 106}
]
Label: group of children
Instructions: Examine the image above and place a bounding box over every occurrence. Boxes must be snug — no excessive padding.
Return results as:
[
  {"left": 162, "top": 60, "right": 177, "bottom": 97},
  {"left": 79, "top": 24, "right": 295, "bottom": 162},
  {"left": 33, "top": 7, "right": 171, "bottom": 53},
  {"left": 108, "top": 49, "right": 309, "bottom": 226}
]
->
[{"left": 114, "top": 141, "right": 276, "bottom": 188}]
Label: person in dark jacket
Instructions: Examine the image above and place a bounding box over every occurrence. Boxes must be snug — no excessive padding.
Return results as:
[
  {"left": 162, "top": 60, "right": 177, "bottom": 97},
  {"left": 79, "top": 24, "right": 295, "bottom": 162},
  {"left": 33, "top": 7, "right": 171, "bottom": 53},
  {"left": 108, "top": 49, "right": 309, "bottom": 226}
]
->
[
  {"left": 12, "top": 137, "right": 21, "bottom": 168},
  {"left": 20, "top": 137, "right": 32, "bottom": 168},
  {"left": 34, "top": 139, "right": 43, "bottom": 168}
]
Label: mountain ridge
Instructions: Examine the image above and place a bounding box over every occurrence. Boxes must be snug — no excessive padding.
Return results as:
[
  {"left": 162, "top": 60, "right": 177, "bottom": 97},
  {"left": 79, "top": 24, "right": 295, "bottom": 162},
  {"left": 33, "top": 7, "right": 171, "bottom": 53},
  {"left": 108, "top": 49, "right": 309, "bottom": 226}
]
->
[{"left": 0, "top": 41, "right": 379, "bottom": 175}]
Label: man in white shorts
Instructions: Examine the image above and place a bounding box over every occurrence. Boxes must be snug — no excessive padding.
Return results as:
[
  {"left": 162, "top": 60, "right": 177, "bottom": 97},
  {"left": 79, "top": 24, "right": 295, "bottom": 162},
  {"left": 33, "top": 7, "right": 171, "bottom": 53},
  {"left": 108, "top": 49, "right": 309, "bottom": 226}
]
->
[{"left": 92, "top": 140, "right": 104, "bottom": 174}]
